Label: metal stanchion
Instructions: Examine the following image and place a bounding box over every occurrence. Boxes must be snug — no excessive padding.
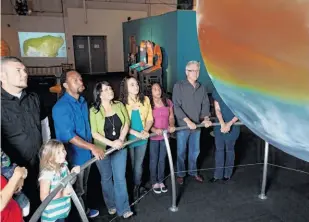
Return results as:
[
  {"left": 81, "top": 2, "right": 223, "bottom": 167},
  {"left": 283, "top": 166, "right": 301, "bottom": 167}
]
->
[
  {"left": 163, "top": 130, "right": 178, "bottom": 212},
  {"left": 69, "top": 184, "right": 89, "bottom": 222},
  {"left": 258, "top": 141, "right": 269, "bottom": 200}
]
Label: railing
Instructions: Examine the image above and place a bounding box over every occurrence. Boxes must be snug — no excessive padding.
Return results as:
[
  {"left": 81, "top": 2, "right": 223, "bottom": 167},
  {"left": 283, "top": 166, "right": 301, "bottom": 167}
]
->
[
  {"left": 27, "top": 64, "right": 73, "bottom": 76},
  {"left": 30, "top": 121, "right": 269, "bottom": 222}
]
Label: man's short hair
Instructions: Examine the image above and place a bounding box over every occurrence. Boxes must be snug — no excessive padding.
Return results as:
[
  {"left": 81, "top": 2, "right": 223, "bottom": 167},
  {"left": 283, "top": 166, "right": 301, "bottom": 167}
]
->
[
  {"left": 1, "top": 56, "right": 23, "bottom": 69},
  {"left": 59, "top": 69, "right": 76, "bottom": 95},
  {"left": 186, "top": 60, "right": 200, "bottom": 70},
  {"left": 1, "top": 57, "right": 24, "bottom": 74}
]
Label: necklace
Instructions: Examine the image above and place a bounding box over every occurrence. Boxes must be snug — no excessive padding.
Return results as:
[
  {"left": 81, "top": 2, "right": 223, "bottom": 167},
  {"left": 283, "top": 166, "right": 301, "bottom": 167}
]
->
[{"left": 107, "top": 115, "right": 116, "bottom": 136}]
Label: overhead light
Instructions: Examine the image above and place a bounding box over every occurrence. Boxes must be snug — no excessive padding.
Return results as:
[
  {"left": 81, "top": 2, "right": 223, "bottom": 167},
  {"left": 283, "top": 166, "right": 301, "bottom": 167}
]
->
[{"left": 15, "top": 0, "right": 29, "bottom": 15}]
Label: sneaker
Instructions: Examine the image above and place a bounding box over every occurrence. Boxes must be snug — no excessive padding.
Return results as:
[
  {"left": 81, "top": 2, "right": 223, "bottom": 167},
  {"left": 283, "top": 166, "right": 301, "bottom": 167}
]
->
[
  {"left": 159, "top": 183, "right": 168, "bottom": 193},
  {"left": 22, "top": 202, "right": 30, "bottom": 217},
  {"left": 87, "top": 209, "right": 99, "bottom": 218},
  {"left": 123, "top": 211, "right": 133, "bottom": 219},
  {"left": 108, "top": 208, "right": 117, "bottom": 215},
  {"left": 153, "top": 183, "right": 161, "bottom": 194}
]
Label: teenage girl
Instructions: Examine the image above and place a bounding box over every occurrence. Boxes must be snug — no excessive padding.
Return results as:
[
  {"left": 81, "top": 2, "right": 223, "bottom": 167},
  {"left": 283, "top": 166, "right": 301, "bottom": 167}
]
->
[
  {"left": 119, "top": 77, "right": 153, "bottom": 200},
  {"left": 149, "top": 83, "right": 175, "bottom": 194}
]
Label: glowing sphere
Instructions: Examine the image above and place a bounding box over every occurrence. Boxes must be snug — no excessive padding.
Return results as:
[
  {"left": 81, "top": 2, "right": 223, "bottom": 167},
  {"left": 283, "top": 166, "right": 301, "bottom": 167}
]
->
[{"left": 196, "top": 1, "right": 309, "bottom": 161}]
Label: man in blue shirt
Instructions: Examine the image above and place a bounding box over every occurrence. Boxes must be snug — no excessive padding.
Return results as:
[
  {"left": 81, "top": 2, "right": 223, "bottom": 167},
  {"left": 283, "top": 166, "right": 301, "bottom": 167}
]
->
[
  {"left": 209, "top": 89, "right": 240, "bottom": 182},
  {"left": 52, "top": 70, "right": 104, "bottom": 218}
]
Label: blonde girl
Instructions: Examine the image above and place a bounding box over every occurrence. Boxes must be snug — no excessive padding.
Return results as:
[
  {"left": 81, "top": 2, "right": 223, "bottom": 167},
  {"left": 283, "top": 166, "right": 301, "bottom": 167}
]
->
[{"left": 39, "top": 139, "right": 80, "bottom": 222}]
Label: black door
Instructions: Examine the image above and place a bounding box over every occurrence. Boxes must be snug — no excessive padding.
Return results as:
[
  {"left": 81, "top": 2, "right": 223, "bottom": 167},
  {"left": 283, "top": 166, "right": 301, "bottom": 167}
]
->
[
  {"left": 89, "top": 36, "right": 107, "bottom": 73},
  {"left": 73, "top": 36, "right": 107, "bottom": 74},
  {"left": 73, "top": 36, "right": 90, "bottom": 74}
]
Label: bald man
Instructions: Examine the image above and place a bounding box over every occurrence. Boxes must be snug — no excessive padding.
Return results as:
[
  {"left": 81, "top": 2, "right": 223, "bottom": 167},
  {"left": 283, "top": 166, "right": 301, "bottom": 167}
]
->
[{"left": 1, "top": 56, "right": 51, "bottom": 217}]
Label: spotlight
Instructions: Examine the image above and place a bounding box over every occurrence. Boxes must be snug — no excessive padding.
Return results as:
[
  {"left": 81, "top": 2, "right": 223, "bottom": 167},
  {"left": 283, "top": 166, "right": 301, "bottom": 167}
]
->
[{"left": 15, "top": 0, "right": 29, "bottom": 15}]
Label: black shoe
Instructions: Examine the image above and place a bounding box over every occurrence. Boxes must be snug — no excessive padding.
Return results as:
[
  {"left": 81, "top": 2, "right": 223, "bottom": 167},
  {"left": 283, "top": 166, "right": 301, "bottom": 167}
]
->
[
  {"left": 177, "top": 177, "right": 184, "bottom": 185},
  {"left": 139, "top": 186, "right": 148, "bottom": 195},
  {"left": 209, "top": 178, "right": 220, "bottom": 183},
  {"left": 223, "top": 177, "right": 230, "bottom": 182}
]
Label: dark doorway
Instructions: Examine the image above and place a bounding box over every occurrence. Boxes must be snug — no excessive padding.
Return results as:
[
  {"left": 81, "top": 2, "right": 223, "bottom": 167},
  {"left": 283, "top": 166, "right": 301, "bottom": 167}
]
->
[
  {"left": 177, "top": 0, "right": 194, "bottom": 10},
  {"left": 73, "top": 35, "right": 107, "bottom": 74}
]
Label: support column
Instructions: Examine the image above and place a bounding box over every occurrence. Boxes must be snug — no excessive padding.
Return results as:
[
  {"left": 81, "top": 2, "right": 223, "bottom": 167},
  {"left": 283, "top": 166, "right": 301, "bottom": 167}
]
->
[{"left": 163, "top": 130, "right": 178, "bottom": 212}]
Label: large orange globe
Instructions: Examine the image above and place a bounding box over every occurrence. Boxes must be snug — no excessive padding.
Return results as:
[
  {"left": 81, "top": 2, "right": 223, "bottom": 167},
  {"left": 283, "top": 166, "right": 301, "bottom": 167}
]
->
[{"left": 196, "top": 0, "right": 309, "bottom": 161}]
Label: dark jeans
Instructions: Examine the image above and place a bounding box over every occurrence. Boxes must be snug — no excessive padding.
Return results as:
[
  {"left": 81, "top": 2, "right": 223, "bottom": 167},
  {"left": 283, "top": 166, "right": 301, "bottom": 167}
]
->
[
  {"left": 176, "top": 129, "right": 201, "bottom": 177},
  {"left": 149, "top": 140, "right": 167, "bottom": 184},
  {"left": 23, "top": 162, "right": 40, "bottom": 220},
  {"left": 96, "top": 149, "right": 130, "bottom": 216},
  {"left": 129, "top": 144, "right": 147, "bottom": 186},
  {"left": 214, "top": 138, "right": 236, "bottom": 179},
  {"left": 55, "top": 219, "right": 65, "bottom": 222},
  {"left": 74, "top": 165, "right": 91, "bottom": 211}
]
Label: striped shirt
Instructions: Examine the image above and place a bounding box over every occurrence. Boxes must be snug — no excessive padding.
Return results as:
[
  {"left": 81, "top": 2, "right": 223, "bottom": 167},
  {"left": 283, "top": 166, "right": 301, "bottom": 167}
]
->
[{"left": 39, "top": 164, "right": 71, "bottom": 222}]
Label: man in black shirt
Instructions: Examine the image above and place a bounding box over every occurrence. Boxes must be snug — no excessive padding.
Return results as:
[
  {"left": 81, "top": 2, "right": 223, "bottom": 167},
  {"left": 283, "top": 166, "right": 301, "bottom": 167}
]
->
[
  {"left": 1, "top": 56, "right": 51, "bottom": 218},
  {"left": 172, "top": 60, "right": 212, "bottom": 184}
]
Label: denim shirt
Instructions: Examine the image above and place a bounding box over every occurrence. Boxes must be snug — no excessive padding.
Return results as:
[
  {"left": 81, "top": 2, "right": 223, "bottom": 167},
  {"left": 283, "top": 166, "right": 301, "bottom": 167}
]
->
[{"left": 52, "top": 93, "right": 92, "bottom": 165}]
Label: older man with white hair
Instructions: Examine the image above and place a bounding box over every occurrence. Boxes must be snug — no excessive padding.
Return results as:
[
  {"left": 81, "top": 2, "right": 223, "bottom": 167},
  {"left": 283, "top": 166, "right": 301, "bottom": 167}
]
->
[{"left": 172, "top": 60, "right": 212, "bottom": 184}]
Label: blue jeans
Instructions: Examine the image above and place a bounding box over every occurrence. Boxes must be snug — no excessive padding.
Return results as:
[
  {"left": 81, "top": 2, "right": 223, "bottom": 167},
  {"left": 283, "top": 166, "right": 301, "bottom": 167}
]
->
[
  {"left": 176, "top": 129, "right": 201, "bottom": 177},
  {"left": 96, "top": 149, "right": 130, "bottom": 216},
  {"left": 149, "top": 140, "right": 167, "bottom": 184},
  {"left": 214, "top": 138, "right": 236, "bottom": 179},
  {"left": 129, "top": 144, "right": 147, "bottom": 185}
]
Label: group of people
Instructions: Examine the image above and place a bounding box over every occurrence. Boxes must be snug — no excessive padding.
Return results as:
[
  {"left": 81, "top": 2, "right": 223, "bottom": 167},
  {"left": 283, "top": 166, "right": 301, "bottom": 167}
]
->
[{"left": 1, "top": 57, "right": 240, "bottom": 222}]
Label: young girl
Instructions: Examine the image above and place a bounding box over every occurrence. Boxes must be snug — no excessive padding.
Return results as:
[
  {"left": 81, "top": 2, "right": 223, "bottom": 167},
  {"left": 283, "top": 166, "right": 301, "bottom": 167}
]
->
[
  {"left": 149, "top": 83, "right": 175, "bottom": 194},
  {"left": 39, "top": 139, "right": 80, "bottom": 222},
  {"left": 119, "top": 76, "right": 153, "bottom": 200}
]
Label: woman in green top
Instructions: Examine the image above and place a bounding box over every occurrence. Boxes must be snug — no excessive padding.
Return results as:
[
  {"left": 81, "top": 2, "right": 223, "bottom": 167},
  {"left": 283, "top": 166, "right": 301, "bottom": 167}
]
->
[{"left": 89, "top": 81, "right": 133, "bottom": 219}]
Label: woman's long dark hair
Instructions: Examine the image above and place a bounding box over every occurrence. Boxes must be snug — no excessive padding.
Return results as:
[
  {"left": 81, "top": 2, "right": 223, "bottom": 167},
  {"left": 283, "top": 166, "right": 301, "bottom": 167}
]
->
[
  {"left": 149, "top": 83, "right": 168, "bottom": 109},
  {"left": 92, "top": 81, "right": 115, "bottom": 113},
  {"left": 119, "top": 76, "right": 145, "bottom": 105}
]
